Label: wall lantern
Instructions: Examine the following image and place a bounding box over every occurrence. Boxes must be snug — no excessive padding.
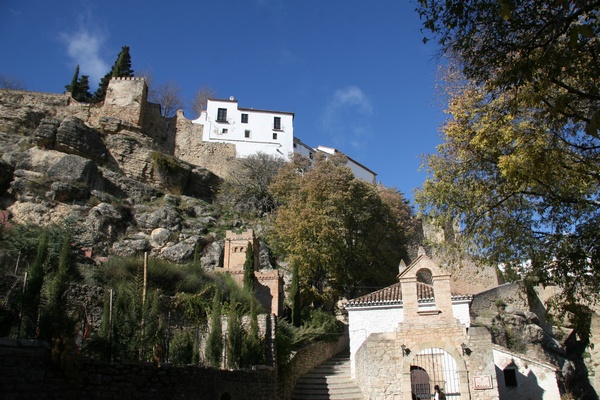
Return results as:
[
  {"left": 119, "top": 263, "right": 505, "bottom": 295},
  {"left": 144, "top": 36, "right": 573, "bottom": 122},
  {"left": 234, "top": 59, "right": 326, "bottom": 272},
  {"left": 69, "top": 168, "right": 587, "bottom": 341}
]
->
[
  {"left": 461, "top": 343, "right": 472, "bottom": 356},
  {"left": 401, "top": 344, "right": 410, "bottom": 356}
]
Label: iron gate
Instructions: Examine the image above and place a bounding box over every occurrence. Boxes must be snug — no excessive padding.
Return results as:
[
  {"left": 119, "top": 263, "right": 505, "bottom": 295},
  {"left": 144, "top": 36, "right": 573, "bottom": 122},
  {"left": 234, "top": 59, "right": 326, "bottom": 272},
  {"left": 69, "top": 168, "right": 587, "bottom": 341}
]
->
[{"left": 410, "top": 347, "right": 460, "bottom": 399}]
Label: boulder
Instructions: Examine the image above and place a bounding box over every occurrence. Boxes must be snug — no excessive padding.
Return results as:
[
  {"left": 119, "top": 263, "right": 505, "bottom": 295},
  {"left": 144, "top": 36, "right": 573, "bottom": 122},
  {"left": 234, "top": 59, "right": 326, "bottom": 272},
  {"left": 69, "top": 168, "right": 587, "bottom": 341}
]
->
[
  {"left": 33, "top": 118, "right": 60, "bottom": 148},
  {"left": 150, "top": 227, "right": 172, "bottom": 247},
  {"left": 55, "top": 117, "right": 108, "bottom": 163},
  {"left": 135, "top": 205, "right": 182, "bottom": 231},
  {"left": 160, "top": 239, "right": 197, "bottom": 263},
  {"left": 85, "top": 202, "right": 132, "bottom": 244},
  {"left": 200, "top": 240, "right": 224, "bottom": 271},
  {"left": 46, "top": 154, "right": 98, "bottom": 187},
  {"left": 98, "top": 168, "right": 160, "bottom": 202},
  {"left": 111, "top": 239, "right": 150, "bottom": 257},
  {"left": 49, "top": 181, "right": 89, "bottom": 202}
]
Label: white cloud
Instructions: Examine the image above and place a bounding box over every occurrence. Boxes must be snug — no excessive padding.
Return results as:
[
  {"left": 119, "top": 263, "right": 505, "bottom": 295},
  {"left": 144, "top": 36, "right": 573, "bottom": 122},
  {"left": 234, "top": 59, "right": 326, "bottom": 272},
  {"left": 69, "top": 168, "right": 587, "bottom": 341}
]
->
[
  {"left": 321, "top": 86, "right": 374, "bottom": 150},
  {"left": 60, "top": 26, "right": 108, "bottom": 87}
]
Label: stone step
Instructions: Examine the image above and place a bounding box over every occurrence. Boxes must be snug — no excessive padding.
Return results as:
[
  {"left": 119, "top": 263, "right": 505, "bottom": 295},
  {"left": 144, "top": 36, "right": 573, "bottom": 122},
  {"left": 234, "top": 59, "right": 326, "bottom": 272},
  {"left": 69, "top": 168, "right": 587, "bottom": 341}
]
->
[{"left": 292, "top": 351, "right": 363, "bottom": 400}]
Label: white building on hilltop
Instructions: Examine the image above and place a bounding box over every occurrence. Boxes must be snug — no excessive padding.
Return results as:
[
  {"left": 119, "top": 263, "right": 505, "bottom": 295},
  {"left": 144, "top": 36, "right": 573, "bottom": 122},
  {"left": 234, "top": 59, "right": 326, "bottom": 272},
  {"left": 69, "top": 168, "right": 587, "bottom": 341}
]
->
[
  {"left": 194, "top": 97, "right": 295, "bottom": 160},
  {"left": 194, "top": 98, "right": 376, "bottom": 183}
]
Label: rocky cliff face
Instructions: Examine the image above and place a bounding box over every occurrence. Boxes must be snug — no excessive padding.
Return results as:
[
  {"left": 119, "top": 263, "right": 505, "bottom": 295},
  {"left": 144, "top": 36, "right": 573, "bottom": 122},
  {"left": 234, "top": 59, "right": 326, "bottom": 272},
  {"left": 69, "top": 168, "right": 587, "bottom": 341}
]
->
[{"left": 0, "top": 89, "right": 223, "bottom": 264}]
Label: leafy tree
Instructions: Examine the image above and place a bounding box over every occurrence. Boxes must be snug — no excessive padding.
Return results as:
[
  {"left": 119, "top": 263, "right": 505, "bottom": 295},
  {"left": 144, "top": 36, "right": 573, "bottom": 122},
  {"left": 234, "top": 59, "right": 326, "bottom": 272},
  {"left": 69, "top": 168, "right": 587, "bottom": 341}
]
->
[
  {"left": 415, "top": 63, "right": 600, "bottom": 305},
  {"left": 149, "top": 80, "right": 184, "bottom": 118},
  {"left": 415, "top": 0, "right": 600, "bottom": 306},
  {"left": 92, "top": 45, "right": 134, "bottom": 103},
  {"left": 290, "top": 262, "right": 301, "bottom": 326},
  {"left": 270, "top": 153, "right": 415, "bottom": 305},
  {"left": 417, "top": 0, "right": 599, "bottom": 134},
  {"left": 243, "top": 242, "right": 255, "bottom": 292},
  {"left": 217, "top": 152, "right": 286, "bottom": 217}
]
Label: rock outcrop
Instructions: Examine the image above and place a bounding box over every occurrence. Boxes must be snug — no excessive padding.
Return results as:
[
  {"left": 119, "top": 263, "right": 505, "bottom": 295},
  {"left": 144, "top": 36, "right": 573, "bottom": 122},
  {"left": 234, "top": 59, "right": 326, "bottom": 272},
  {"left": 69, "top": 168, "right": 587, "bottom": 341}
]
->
[{"left": 0, "top": 88, "right": 223, "bottom": 267}]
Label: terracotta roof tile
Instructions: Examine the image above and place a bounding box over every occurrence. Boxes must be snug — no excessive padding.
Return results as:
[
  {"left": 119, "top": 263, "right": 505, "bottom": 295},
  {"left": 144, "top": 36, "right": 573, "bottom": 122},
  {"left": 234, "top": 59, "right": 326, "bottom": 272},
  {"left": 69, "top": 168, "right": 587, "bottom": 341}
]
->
[{"left": 346, "top": 282, "right": 472, "bottom": 308}]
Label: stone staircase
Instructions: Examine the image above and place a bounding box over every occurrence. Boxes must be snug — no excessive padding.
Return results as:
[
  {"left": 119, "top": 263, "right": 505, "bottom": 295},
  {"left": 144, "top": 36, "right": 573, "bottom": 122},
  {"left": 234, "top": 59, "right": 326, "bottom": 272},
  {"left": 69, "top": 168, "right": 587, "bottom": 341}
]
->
[{"left": 292, "top": 351, "right": 364, "bottom": 400}]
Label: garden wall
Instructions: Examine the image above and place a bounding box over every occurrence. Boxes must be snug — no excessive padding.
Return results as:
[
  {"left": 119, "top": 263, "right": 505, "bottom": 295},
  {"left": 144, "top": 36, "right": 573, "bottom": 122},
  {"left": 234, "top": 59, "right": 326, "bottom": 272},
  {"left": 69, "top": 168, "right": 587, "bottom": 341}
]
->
[{"left": 0, "top": 338, "right": 276, "bottom": 400}]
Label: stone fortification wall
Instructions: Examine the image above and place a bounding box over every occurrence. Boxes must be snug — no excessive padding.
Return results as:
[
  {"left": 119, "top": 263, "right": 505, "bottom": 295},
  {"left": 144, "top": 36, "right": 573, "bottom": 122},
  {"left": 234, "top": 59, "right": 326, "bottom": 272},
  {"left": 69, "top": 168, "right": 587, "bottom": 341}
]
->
[
  {"left": 278, "top": 328, "right": 349, "bottom": 400},
  {"left": 0, "top": 89, "right": 71, "bottom": 134},
  {"left": 0, "top": 338, "right": 276, "bottom": 400},
  {"left": 102, "top": 77, "right": 147, "bottom": 126},
  {"left": 173, "top": 114, "right": 237, "bottom": 178},
  {"left": 470, "top": 282, "right": 530, "bottom": 319}
]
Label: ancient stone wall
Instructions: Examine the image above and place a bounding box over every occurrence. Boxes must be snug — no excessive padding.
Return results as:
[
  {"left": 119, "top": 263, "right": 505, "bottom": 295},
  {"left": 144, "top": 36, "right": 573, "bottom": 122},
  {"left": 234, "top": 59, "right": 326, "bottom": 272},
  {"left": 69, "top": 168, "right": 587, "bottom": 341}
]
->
[
  {"left": 0, "top": 338, "right": 276, "bottom": 400},
  {"left": 173, "top": 115, "right": 237, "bottom": 178},
  {"left": 102, "top": 77, "right": 147, "bottom": 126},
  {"left": 470, "top": 282, "right": 530, "bottom": 318}
]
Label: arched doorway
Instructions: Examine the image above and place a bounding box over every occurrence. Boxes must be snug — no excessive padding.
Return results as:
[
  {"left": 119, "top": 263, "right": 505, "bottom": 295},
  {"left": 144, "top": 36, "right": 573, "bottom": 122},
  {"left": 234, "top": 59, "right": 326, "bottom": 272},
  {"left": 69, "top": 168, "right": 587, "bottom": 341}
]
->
[{"left": 410, "top": 348, "right": 460, "bottom": 398}]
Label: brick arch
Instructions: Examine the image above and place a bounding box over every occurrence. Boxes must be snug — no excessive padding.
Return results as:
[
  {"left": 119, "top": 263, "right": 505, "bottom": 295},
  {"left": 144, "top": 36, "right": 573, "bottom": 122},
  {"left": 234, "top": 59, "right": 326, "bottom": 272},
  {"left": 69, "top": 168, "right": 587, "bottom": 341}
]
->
[{"left": 416, "top": 268, "right": 433, "bottom": 285}]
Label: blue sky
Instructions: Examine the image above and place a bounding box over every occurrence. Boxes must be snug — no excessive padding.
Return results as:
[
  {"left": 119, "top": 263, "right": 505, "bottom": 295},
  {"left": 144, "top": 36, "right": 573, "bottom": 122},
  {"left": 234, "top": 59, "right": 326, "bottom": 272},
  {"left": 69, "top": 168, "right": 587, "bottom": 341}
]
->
[{"left": 0, "top": 0, "right": 446, "bottom": 203}]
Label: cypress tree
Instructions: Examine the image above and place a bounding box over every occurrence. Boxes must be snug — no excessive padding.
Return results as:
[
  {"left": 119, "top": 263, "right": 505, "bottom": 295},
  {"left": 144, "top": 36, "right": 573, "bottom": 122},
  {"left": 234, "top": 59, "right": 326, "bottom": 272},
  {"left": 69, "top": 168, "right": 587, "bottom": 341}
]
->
[
  {"left": 92, "top": 46, "right": 134, "bottom": 103},
  {"left": 205, "top": 289, "right": 223, "bottom": 367},
  {"left": 65, "top": 65, "right": 80, "bottom": 94},
  {"left": 243, "top": 242, "right": 255, "bottom": 292},
  {"left": 227, "top": 307, "right": 242, "bottom": 369},
  {"left": 241, "top": 298, "right": 264, "bottom": 367},
  {"left": 39, "top": 232, "right": 76, "bottom": 341},
  {"left": 75, "top": 75, "right": 92, "bottom": 103},
  {"left": 20, "top": 232, "right": 48, "bottom": 338}
]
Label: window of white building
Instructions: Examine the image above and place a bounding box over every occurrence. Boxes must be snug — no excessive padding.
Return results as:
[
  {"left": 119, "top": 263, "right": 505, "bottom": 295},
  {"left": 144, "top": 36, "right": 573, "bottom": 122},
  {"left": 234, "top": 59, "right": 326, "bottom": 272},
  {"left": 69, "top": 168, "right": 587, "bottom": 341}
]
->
[{"left": 217, "top": 108, "right": 227, "bottom": 122}]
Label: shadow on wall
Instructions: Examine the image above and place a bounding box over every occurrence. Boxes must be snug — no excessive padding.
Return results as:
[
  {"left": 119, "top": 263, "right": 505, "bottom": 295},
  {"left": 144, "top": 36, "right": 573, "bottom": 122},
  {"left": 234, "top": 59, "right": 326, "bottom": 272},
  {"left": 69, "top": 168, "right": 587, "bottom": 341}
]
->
[{"left": 495, "top": 364, "right": 545, "bottom": 400}]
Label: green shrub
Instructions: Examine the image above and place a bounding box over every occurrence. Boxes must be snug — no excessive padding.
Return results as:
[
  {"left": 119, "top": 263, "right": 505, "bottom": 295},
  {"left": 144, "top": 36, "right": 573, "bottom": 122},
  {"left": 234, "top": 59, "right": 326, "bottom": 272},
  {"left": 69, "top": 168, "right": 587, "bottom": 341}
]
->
[{"left": 170, "top": 329, "right": 194, "bottom": 365}]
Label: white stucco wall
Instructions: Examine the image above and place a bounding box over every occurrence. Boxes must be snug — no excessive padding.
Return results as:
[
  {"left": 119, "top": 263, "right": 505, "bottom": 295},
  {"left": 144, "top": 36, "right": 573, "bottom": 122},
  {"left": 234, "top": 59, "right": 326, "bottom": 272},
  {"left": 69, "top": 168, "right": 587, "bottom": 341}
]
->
[
  {"left": 194, "top": 98, "right": 294, "bottom": 160},
  {"left": 493, "top": 347, "right": 561, "bottom": 400},
  {"left": 452, "top": 300, "right": 471, "bottom": 328},
  {"left": 347, "top": 305, "right": 404, "bottom": 377}
]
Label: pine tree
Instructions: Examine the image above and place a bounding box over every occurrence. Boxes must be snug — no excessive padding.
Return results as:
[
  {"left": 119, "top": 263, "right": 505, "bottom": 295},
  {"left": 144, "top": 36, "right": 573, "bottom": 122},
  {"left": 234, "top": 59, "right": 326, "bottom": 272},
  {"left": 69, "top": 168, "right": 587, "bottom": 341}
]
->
[
  {"left": 92, "top": 46, "right": 134, "bottom": 103},
  {"left": 243, "top": 242, "right": 255, "bottom": 292}
]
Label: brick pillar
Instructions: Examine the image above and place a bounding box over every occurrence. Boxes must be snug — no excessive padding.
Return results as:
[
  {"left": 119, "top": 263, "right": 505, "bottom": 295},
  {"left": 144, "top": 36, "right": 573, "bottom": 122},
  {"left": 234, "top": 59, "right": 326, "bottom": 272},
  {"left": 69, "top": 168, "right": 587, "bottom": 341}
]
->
[
  {"left": 400, "top": 276, "right": 418, "bottom": 320},
  {"left": 432, "top": 274, "right": 454, "bottom": 320}
]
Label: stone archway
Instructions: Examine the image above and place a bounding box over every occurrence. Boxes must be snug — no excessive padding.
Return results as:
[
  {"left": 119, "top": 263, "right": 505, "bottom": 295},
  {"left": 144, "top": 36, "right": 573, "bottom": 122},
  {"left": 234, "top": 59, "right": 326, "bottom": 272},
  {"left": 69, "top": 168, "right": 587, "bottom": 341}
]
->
[{"left": 409, "top": 347, "right": 462, "bottom": 399}]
